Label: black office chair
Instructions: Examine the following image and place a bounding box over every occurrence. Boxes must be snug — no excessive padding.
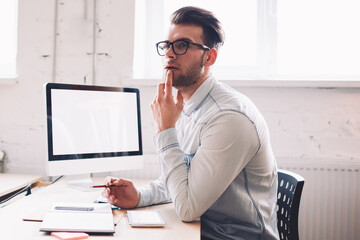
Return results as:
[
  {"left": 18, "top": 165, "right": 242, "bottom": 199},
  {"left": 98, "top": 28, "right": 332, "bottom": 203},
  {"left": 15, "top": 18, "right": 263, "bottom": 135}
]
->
[{"left": 277, "top": 169, "right": 305, "bottom": 240}]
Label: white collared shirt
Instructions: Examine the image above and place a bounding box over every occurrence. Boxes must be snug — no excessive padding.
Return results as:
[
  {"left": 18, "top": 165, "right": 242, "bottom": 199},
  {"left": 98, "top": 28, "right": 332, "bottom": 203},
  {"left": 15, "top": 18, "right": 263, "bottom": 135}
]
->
[{"left": 138, "top": 75, "right": 279, "bottom": 240}]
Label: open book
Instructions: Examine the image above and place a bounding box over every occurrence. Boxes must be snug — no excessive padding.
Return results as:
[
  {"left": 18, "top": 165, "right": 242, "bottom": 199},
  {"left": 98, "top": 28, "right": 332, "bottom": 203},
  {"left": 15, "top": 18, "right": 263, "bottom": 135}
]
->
[{"left": 39, "top": 203, "right": 115, "bottom": 233}]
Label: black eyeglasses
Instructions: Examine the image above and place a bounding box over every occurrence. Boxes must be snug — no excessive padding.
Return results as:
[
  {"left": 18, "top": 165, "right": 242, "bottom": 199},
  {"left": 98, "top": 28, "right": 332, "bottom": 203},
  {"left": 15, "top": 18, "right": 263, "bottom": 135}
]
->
[{"left": 156, "top": 39, "right": 210, "bottom": 56}]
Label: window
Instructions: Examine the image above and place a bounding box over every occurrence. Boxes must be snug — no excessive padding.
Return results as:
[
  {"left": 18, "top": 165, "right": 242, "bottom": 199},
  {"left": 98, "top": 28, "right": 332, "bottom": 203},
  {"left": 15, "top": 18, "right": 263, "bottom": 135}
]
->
[
  {"left": 134, "top": 0, "right": 260, "bottom": 79},
  {"left": 133, "top": 0, "right": 360, "bottom": 82},
  {"left": 277, "top": 0, "right": 360, "bottom": 80},
  {"left": 0, "top": 0, "right": 18, "bottom": 78}
]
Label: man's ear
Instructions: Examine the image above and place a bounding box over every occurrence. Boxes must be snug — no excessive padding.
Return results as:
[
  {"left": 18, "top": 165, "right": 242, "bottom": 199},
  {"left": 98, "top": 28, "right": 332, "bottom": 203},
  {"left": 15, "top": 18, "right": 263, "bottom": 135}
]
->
[{"left": 203, "top": 48, "right": 217, "bottom": 67}]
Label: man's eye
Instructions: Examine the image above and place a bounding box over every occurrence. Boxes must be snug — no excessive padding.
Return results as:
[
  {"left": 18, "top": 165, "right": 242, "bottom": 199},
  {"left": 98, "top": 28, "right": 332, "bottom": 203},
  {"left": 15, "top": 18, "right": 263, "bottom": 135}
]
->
[{"left": 175, "top": 42, "right": 187, "bottom": 49}]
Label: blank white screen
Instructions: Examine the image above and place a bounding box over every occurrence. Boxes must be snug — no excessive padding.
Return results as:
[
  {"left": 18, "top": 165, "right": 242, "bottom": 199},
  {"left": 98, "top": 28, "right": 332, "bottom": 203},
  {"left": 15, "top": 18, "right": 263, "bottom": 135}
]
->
[{"left": 51, "top": 89, "right": 139, "bottom": 155}]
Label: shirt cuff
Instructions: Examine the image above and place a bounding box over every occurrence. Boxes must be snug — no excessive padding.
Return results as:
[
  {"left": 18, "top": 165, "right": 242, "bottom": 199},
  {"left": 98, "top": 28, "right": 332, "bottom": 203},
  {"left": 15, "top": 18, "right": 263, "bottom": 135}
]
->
[
  {"left": 153, "top": 127, "right": 179, "bottom": 153},
  {"left": 136, "top": 187, "right": 153, "bottom": 208}
]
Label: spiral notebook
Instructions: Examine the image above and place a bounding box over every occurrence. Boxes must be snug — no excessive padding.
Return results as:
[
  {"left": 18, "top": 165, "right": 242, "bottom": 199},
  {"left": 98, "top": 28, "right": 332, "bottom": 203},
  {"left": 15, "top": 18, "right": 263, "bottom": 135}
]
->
[{"left": 39, "top": 203, "right": 115, "bottom": 233}]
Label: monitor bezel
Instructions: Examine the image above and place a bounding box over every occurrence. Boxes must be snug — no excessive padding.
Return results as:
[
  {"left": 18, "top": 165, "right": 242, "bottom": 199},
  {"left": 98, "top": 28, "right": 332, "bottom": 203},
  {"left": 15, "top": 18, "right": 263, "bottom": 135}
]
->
[{"left": 45, "top": 83, "right": 143, "bottom": 162}]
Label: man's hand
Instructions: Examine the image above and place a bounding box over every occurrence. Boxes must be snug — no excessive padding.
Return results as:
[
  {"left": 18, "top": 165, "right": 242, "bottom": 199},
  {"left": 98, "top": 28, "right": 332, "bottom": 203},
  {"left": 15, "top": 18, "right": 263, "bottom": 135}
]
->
[
  {"left": 102, "top": 177, "right": 140, "bottom": 209},
  {"left": 151, "top": 70, "right": 184, "bottom": 132}
]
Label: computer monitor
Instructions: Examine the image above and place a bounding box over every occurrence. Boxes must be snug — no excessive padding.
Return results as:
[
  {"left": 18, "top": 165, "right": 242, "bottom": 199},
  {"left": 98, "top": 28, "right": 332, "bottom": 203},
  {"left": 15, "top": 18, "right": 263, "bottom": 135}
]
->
[{"left": 44, "top": 83, "right": 143, "bottom": 190}]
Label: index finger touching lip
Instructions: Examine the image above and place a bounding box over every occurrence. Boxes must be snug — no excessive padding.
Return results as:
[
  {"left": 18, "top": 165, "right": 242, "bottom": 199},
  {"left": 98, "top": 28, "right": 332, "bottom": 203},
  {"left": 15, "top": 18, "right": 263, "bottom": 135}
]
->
[{"left": 165, "top": 70, "right": 173, "bottom": 97}]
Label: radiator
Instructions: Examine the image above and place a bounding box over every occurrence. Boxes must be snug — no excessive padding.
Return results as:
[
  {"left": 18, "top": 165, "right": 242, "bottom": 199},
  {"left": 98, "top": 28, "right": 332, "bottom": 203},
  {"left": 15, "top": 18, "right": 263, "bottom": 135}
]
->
[
  {"left": 111, "top": 156, "right": 360, "bottom": 240},
  {"left": 278, "top": 159, "right": 360, "bottom": 240}
]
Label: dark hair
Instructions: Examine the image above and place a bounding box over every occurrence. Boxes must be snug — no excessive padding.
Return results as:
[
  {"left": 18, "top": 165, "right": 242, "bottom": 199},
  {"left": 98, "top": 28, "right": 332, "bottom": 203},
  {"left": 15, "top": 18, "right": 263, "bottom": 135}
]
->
[{"left": 171, "top": 6, "right": 225, "bottom": 50}]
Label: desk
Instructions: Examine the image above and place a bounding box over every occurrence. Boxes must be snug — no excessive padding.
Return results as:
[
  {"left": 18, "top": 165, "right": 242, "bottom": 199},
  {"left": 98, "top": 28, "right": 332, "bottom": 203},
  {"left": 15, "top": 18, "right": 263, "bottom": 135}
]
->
[{"left": 0, "top": 178, "right": 200, "bottom": 239}]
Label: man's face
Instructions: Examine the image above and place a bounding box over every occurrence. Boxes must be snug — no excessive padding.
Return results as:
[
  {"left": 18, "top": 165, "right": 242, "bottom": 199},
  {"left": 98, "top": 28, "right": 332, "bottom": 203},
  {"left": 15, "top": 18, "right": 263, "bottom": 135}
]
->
[{"left": 163, "top": 24, "right": 207, "bottom": 88}]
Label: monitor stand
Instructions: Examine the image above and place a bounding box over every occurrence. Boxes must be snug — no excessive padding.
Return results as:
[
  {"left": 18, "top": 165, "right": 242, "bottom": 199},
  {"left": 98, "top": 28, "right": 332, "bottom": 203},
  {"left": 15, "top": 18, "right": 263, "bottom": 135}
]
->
[{"left": 65, "top": 174, "right": 96, "bottom": 191}]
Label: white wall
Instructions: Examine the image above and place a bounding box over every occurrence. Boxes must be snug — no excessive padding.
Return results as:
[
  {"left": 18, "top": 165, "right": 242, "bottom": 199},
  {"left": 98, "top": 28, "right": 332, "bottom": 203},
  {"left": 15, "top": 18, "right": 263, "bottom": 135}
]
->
[
  {"left": 0, "top": 0, "right": 136, "bottom": 175},
  {"left": 0, "top": 0, "right": 360, "bottom": 178}
]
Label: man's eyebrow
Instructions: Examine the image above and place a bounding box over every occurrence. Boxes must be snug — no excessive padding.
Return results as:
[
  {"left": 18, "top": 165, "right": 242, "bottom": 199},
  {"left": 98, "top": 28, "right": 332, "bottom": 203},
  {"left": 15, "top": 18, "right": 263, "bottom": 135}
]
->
[{"left": 175, "top": 37, "right": 192, "bottom": 42}]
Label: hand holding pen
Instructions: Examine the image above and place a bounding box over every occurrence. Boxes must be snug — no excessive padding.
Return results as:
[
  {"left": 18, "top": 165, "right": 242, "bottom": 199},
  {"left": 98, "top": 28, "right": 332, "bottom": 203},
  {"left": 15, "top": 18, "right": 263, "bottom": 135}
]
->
[{"left": 100, "top": 177, "right": 140, "bottom": 209}]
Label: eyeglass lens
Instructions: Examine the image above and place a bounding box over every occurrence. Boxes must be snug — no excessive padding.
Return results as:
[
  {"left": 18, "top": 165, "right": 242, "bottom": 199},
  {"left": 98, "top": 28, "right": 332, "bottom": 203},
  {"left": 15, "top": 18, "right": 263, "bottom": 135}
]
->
[{"left": 157, "top": 40, "right": 188, "bottom": 55}]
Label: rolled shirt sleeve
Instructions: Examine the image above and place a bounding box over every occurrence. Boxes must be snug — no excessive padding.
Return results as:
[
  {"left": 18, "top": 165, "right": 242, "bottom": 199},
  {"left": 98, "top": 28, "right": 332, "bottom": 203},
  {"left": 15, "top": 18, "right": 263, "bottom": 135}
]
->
[{"left": 137, "top": 175, "right": 172, "bottom": 207}]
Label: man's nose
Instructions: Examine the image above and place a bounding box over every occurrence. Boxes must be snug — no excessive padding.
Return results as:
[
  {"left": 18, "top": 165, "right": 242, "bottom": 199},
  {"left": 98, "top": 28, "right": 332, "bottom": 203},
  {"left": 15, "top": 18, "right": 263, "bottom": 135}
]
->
[{"left": 165, "top": 46, "right": 176, "bottom": 59}]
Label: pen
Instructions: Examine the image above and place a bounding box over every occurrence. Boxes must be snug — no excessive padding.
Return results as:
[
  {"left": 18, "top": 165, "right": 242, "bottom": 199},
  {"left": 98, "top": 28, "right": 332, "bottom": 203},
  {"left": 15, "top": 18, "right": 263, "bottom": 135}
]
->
[
  {"left": 92, "top": 184, "right": 117, "bottom": 188},
  {"left": 55, "top": 206, "right": 94, "bottom": 211}
]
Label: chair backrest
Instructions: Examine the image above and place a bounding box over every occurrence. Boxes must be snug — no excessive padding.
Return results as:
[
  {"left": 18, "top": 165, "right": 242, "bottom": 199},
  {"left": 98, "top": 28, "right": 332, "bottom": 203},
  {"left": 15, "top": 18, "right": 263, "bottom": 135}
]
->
[{"left": 277, "top": 169, "right": 305, "bottom": 240}]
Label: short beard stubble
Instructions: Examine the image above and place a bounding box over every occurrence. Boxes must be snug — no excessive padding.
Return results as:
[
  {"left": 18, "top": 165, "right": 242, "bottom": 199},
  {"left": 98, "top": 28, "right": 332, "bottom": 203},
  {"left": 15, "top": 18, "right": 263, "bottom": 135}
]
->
[{"left": 172, "top": 57, "right": 205, "bottom": 89}]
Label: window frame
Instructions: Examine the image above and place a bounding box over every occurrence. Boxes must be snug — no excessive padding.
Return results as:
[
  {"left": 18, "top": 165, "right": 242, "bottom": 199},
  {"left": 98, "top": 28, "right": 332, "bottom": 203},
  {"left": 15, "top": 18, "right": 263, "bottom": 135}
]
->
[
  {"left": 0, "top": 0, "right": 18, "bottom": 83},
  {"left": 129, "top": 0, "right": 360, "bottom": 88}
]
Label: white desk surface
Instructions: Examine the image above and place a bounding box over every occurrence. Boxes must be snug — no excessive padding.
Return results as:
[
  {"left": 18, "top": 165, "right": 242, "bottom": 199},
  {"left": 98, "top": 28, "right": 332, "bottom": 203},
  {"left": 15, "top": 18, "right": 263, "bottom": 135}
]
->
[
  {"left": 0, "top": 173, "right": 42, "bottom": 197},
  {"left": 0, "top": 178, "right": 200, "bottom": 240}
]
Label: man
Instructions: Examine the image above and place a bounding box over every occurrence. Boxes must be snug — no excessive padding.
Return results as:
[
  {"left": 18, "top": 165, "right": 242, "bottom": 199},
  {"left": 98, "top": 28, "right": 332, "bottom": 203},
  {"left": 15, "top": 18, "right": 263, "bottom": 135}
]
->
[{"left": 103, "top": 6, "right": 279, "bottom": 240}]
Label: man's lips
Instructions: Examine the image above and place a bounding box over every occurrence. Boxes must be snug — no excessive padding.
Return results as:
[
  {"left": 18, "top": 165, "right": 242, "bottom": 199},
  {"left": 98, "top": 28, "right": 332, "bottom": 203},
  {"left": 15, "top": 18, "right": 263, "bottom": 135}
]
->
[{"left": 165, "top": 65, "right": 179, "bottom": 70}]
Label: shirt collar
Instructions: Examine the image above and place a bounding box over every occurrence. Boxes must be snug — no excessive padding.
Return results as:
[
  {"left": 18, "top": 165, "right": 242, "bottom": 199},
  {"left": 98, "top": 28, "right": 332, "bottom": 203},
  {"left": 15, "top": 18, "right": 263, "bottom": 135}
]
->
[{"left": 183, "top": 74, "right": 217, "bottom": 116}]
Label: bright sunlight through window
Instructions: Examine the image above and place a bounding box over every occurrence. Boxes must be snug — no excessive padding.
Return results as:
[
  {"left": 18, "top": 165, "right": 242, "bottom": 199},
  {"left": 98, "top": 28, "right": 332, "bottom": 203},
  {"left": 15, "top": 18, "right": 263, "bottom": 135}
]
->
[
  {"left": 134, "top": 0, "right": 360, "bottom": 81},
  {"left": 0, "top": 0, "right": 18, "bottom": 78}
]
